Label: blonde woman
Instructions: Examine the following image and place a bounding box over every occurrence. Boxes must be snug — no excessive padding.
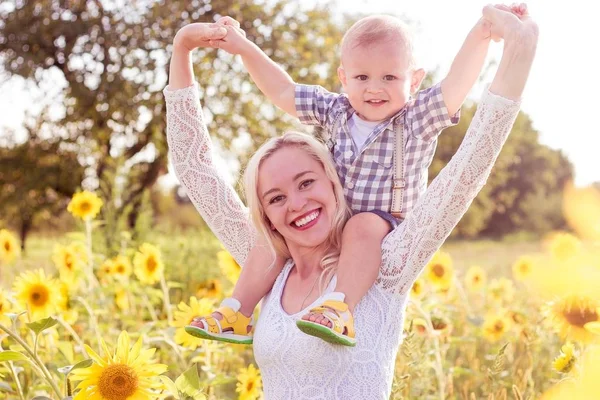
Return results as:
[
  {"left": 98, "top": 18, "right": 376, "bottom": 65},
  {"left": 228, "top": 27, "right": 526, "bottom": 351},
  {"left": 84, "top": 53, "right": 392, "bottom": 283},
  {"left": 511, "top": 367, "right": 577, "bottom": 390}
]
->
[{"left": 165, "top": 5, "right": 537, "bottom": 399}]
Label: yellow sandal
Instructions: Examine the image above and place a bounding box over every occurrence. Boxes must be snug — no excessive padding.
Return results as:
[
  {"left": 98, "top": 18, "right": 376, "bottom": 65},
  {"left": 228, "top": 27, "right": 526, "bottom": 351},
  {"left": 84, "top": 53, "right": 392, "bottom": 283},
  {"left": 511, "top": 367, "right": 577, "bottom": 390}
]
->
[
  {"left": 296, "top": 292, "right": 356, "bottom": 347},
  {"left": 186, "top": 298, "right": 254, "bottom": 345}
]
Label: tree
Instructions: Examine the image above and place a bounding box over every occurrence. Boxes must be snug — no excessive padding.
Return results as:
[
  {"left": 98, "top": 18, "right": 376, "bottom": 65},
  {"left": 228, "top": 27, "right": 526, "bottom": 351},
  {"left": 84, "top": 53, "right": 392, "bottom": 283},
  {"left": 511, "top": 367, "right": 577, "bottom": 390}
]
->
[
  {"left": 0, "top": 121, "right": 84, "bottom": 250},
  {"left": 0, "top": 0, "right": 346, "bottom": 243},
  {"left": 430, "top": 103, "right": 573, "bottom": 238}
]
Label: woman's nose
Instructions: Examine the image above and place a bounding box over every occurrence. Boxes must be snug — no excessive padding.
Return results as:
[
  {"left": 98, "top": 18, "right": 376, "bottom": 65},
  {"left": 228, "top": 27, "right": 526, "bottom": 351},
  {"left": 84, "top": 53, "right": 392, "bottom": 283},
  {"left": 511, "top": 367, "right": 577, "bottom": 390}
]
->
[{"left": 287, "top": 192, "right": 307, "bottom": 212}]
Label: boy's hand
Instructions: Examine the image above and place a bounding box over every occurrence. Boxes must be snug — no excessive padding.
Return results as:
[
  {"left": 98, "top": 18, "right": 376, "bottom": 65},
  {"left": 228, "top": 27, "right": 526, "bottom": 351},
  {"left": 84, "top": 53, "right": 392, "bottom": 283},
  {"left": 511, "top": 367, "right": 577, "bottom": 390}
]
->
[
  {"left": 213, "top": 16, "right": 252, "bottom": 55},
  {"left": 173, "top": 23, "right": 227, "bottom": 52}
]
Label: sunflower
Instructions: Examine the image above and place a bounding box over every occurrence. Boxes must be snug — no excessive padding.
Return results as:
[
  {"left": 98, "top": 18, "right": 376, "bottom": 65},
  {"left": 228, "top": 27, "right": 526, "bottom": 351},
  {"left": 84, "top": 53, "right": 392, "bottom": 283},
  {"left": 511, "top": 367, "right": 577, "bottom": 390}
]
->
[
  {"left": 196, "top": 279, "right": 223, "bottom": 299},
  {"left": 13, "top": 269, "right": 62, "bottom": 321},
  {"left": 57, "top": 280, "right": 79, "bottom": 325},
  {"left": 552, "top": 342, "right": 576, "bottom": 373},
  {"left": 68, "top": 191, "right": 103, "bottom": 221},
  {"left": 488, "top": 278, "right": 515, "bottom": 303},
  {"left": 70, "top": 331, "right": 167, "bottom": 400},
  {"left": 548, "top": 232, "right": 582, "bottom": 262},
  {"left": 464, "top": 265, "right": 486, "bottom": 292},
  {"left": 172, "top": 296, "right": 215, "bottom": 349},
  {"left": 98, "top": 259, "right": 115, "bottom": 280},
  {"left": 115, "top": 289, "right": 130, "bottom": 312},
  {"left": 410, "top": 278, "right": 426, "bottom": 299},
  {"left": 482, "top": 313, "right": 512, "bottom": 342},
  {"left": 110, "top": 255, "right": 132, "bottom": 281},
  {"left": 512, "top": 255, "right": 534, "bottom": 281},
  {"left": 218, "top": 250, "right": 241, "bottom": 285},
  {"left": 546, "top": 295, "right": 600, "bottom": 343},
  {"left": 0, "top": 229, "right": 20, "bottom": 263},
  {"left": 562, "top": 182, "right": 600, "bottom": 242},
  {"left": 52, "top": 244, "right": 85, "bottom": 279},
  {"left": 424, "top": 251, "right": 454, "bottom": 290},
  {"left": 133, "top": 243, "right": 164, "bottom": 285},
  {"left": 236, "top": 364, "right": 262, "bottom": 400},
  {"left": 0, "top": 289, "right": 13, "bottom": 326}
]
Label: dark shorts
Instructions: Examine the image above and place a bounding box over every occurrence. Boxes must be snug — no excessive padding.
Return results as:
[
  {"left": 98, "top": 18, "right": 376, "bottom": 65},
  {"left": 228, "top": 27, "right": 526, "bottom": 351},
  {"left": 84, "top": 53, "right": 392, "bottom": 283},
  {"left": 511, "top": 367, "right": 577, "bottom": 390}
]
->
[{"left": 356, "top": 209, "right": 402, "bottom": 231}]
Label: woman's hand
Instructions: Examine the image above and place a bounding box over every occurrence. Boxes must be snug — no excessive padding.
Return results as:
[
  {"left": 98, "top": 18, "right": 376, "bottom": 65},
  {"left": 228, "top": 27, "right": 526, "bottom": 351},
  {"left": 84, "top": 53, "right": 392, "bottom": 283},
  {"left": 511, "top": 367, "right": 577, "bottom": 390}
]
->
[{"left": 173, "top": 23, "right": 228, "bottom": 52}]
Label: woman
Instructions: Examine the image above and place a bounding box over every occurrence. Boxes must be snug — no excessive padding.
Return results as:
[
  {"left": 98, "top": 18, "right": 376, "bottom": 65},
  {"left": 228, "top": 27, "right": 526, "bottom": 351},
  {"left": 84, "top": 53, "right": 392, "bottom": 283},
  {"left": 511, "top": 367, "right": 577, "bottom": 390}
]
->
[{"left": 164, "top": 6, "right": 538, "bottom": 399}]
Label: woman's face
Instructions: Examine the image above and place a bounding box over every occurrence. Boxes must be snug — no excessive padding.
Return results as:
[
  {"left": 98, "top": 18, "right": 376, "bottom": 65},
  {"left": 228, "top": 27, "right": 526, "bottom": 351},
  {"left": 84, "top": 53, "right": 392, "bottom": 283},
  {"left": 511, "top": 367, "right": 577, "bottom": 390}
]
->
[{"left": 258, "top": 146, "right": 338, "bottom": 252}]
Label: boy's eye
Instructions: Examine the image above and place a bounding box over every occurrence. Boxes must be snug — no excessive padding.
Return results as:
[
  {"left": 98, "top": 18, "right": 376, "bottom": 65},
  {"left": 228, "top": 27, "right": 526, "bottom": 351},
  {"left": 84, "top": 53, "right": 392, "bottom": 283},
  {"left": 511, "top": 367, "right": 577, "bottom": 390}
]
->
[
  {"left": 355, "top": 75, "right": 368, "bottom": 81},
  {"left": 269, "top": 195, "right": 284, "bottom": 204},
  {"left": 300, "top": 179, "right": 314, "bottom": 189},
  {"left": 383, "top": 75, "right": 397, "bottom": 81}
]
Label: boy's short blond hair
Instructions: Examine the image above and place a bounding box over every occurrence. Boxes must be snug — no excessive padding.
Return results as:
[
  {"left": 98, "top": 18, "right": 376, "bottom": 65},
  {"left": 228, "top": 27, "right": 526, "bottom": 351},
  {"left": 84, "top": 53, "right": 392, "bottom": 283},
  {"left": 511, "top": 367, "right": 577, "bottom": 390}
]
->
[{"left": 341, "top": 15, "right": 416, "bottom": 68}]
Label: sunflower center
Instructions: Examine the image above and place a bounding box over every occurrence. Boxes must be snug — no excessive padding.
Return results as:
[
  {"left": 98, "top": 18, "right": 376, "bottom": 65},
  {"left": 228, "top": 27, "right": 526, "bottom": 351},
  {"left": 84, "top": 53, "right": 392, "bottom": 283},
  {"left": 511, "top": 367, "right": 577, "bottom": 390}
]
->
[
  {"left": 65, "top": 254, "right": 73, "bottom": 269},
  {"left": 432, "top": 264, "right": 445, "bottom": 277},
  {"left": 563, "top": 307, "right": 598, "bottom": 327},
  {"left": 494, "top": 321, "right": 505, "bottom": 332},
  {"left": 98, "top": 364, "right": 138, "bottom": 400},
  {"left": 117, "top": 265, "right": 125, "bottom": 274},
  {"left": 4, "top": 241, "right": 11, "bottom": 251},
  {"left": 473, "top": 275, "right": 480, "bottom": 282},
  {"left": 247, "top": 381, "right": 254, "bottom": 391},
  {"left": 79, "top": 201, "right": 92, "bottom": 212},
  {"left": 29, "top": 284, "right": 49, "bottom": 307},
  {"left": 146, "top": 257, "right": 157, "bottom": 272}
]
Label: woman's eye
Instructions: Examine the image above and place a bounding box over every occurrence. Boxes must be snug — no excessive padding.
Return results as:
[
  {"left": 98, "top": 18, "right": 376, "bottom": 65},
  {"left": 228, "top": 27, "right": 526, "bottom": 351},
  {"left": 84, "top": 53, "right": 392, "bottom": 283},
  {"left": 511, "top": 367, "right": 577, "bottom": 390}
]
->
[
  {"left": 269, "top": 195, "right": 284, "bottom": 204},
  {"left": 300, "top": 179, "right": 314, "bottom": 189}
]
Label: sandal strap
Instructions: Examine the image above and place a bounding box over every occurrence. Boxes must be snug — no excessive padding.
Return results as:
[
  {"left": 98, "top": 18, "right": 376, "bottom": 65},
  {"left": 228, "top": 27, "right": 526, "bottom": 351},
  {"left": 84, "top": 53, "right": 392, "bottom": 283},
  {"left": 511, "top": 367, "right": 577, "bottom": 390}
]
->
[
  {"left": 193, "top": 305, "right": 253, "bottom": 335},
  {"left": 309, "top": 300, "right": 355, "bottom": 338}
]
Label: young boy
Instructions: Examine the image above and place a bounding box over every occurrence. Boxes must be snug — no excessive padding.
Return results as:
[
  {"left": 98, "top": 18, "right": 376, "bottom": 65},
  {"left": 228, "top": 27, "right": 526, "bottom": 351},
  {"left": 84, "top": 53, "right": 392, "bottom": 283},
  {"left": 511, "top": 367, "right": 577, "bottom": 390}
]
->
[{"left": 187, "top": 10, "right": 500, "bottom": 346}]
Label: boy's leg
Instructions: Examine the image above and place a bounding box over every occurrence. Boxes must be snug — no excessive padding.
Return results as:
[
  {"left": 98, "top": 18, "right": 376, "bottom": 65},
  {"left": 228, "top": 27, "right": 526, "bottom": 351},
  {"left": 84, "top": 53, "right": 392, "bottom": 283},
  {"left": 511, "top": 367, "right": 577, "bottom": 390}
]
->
[
  {"left": 191, "top": 234, "right": 285, "bottom": 333},
  {"left": 303, "top": 212, "right": 392, "bottom": 328},
  {"left": 232, "top": 234, "right": 286, "bottom": 317}
]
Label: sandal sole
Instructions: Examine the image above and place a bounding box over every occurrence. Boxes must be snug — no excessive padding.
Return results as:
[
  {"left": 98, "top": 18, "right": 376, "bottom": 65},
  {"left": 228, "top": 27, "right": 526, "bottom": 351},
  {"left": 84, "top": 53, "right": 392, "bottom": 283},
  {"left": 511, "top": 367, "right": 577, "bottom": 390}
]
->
[
  {"left": 296, "top": 320, "right": 356, "bottom": 347},
  {"left": 185, "top": 325, "right": 253, "bottom": 345}
]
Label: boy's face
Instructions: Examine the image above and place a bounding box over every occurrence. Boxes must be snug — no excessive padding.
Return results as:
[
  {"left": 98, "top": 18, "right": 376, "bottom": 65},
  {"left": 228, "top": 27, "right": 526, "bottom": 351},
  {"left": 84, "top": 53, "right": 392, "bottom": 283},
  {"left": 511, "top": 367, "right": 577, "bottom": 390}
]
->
[{"left": 338, "top": 41, "right": 423, "bottom": 122}]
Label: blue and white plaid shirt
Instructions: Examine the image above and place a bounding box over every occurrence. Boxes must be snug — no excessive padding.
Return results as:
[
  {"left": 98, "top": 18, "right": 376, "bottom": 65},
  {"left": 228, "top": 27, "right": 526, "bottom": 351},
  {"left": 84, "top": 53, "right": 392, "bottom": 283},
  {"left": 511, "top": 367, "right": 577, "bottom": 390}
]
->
[{"left": 295, "top": 82, "right": 460, "bottom": 216}]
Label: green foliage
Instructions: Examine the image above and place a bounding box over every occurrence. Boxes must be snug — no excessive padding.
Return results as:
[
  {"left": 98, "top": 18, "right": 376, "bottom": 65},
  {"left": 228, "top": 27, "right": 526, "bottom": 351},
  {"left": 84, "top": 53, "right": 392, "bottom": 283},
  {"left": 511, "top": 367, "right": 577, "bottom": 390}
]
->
[{"left": 431, "top": 103, "right": 573, "bottom": 238}]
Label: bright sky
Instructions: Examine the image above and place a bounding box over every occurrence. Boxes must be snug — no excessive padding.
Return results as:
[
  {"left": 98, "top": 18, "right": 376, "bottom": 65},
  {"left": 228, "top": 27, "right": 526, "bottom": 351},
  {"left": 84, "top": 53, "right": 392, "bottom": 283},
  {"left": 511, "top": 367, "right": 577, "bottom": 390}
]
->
[
  {"left": 327, "top": 0, "right": 600, "bottom": 186},
  {"left": 0, "top": 0, "right": 598, "bottom": 186}
]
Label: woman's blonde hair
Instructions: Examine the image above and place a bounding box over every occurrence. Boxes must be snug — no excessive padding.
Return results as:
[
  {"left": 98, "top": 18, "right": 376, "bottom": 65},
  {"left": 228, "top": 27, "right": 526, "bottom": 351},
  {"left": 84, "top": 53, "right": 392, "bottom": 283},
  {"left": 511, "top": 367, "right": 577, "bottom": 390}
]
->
[{"left": 242, "top": 131, "right": 351, "bottom": 288}]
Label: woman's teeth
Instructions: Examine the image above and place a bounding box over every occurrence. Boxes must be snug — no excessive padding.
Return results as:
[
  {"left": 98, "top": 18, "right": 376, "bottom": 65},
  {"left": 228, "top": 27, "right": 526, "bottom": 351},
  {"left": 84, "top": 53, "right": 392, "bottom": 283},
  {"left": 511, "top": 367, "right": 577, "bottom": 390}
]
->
[{"left": 294, "top": 210, "right": 320, "bottom": 227}]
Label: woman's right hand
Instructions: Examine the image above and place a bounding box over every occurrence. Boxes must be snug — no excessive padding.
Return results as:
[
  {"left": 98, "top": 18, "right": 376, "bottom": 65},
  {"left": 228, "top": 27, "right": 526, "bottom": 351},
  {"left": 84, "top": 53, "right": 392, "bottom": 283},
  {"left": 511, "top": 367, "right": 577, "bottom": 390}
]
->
[{"left": 173, "top": 23, "right": 228, "bottom": 52}]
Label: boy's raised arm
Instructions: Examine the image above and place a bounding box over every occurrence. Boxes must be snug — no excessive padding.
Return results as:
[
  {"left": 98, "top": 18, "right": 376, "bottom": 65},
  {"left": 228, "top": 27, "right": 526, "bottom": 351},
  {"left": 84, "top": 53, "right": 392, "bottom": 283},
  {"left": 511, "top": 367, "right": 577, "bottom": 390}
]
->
[
  {"left": 440, "top": 17, "right": 493, "bottom": 116},
  {"left": 215, "top": 17, "right": 298, "bottom": 117}
]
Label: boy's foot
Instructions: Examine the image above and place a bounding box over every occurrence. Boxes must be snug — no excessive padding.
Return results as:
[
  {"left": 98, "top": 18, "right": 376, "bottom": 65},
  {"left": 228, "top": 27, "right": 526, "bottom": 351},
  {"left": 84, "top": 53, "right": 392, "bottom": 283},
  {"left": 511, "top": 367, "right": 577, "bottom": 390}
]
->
[
  {"left": 296, "top": 292, "right": 356, "bottom": 347},
  {"left": 186, "top": 298, "right": 254, "bottom": 345}
]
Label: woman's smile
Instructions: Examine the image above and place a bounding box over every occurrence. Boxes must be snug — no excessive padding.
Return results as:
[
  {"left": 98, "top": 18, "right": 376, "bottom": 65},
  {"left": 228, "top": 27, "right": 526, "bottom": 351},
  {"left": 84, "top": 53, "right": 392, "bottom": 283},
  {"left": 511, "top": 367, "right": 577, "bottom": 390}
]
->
[{"left": 290, "top": 208, "right": 322, "bottom": 230}]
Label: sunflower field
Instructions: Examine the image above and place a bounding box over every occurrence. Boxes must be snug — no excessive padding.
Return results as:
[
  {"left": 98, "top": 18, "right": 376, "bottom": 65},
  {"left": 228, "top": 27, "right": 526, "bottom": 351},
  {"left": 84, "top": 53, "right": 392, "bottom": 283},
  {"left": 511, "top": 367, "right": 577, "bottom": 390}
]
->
[{"left": 1, "top": 184, "right": 599, "bottom": 400}]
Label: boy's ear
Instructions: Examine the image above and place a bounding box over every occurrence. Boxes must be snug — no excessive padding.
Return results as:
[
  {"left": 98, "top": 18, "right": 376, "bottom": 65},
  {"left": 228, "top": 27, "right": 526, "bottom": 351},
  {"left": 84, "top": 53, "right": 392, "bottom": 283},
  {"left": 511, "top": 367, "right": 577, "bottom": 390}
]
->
[
  {"left": 410, "top": 68, "right": 426, "bottom": 94},
  {"left": 337, "top": 66, "right": 347, "bottom": 87}
]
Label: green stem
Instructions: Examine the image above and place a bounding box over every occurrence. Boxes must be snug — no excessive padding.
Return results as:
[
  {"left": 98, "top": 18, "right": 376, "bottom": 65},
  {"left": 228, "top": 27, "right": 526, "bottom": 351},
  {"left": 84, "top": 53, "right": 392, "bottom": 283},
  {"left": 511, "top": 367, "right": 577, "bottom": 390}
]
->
[
  {"left": 75, "top": 297, "right": 102, "bottom": 348},
  {"left": 7, "top": 361, "right": 25, "bottom": 400},
  {"left": 0, "top": 323, "right": 63, "bottom": 399},
  {"left": 159, "top": 271, "right": 173, "bottom": 324},
  {"left": 141, "top": 292, "right": 158, "bottom": 322},
  {"left": 56, "top": 317, "right": 86, "bottom": 354}
]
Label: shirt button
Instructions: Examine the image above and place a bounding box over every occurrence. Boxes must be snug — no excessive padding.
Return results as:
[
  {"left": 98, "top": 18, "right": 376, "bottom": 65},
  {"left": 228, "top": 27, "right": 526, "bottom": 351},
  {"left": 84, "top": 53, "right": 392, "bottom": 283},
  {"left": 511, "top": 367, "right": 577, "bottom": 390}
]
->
[{"left": 347, "top": 181, "right": 355, "bottom": 189}]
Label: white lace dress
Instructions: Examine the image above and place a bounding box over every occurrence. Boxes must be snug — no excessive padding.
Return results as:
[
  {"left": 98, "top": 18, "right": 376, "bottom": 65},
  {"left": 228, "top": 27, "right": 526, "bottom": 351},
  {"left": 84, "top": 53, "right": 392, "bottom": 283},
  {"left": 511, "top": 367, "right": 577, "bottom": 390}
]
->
[{"left": 164, "top": 83, "right": 520, "bottom": 400}]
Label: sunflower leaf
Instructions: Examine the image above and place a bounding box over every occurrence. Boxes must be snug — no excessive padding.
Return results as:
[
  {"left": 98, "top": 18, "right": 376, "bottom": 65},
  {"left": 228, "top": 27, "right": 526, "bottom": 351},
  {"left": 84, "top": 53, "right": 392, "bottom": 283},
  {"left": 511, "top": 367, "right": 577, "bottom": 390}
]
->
[
  {"left": 0, "top": 350, "right": 28, "bottom": 362},
  {"left": 159, "top": 375, "right": 179, "bottom": 396},
  {"left": 175, "top": 365, "right": 206, "bottom": 398},
  {"left": 26, "top": 317, "right": 58, "bottom": 335},
  {"left": 57, "top": 359, "right": 93, "bottom": 375}
]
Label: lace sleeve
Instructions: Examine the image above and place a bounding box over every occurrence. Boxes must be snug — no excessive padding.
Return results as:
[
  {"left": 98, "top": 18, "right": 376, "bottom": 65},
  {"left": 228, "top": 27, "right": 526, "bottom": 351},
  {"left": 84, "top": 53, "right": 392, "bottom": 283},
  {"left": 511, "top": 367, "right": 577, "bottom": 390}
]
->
[
  {"left": 377, "top": 89, "right": 521, "bottom": 295},
  {"left": 163, "top": 83, "right": 256, "bottom": 266}
]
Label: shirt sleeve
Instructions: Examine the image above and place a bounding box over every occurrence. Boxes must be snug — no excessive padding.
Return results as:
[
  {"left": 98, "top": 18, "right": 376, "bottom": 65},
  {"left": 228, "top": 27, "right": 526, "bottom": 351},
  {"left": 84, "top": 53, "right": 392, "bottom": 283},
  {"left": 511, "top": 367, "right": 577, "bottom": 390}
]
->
[
  {"left": 407, "top": 81, "right": 461, "bottom": 142},
  {"left": 295, "top": 84, "right": 342, "bottom": 128},
  {"left": 376, "top": 89, "right": 521, "bottom": 296},
  {"left": 163, "top": 83, "right": 256, "bottom": 267}
]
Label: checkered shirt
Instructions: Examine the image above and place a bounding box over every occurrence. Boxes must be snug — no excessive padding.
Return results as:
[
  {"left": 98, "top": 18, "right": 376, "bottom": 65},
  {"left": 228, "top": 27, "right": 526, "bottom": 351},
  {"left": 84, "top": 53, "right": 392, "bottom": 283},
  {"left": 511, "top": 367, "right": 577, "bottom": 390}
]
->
[{"left": 295, "top": 82, "right": 460, "bottom": 215}]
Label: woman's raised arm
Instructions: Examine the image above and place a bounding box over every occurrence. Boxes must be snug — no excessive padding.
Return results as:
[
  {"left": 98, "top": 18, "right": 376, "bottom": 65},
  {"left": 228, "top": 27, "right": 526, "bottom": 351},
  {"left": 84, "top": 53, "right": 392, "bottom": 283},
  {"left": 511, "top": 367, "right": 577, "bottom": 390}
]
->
[
  {"left": 377, "top": 6, "right": 538, "bottom": 295},
  {"left": 164, "top": 24, "right": 255, "bottom": 266}
]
